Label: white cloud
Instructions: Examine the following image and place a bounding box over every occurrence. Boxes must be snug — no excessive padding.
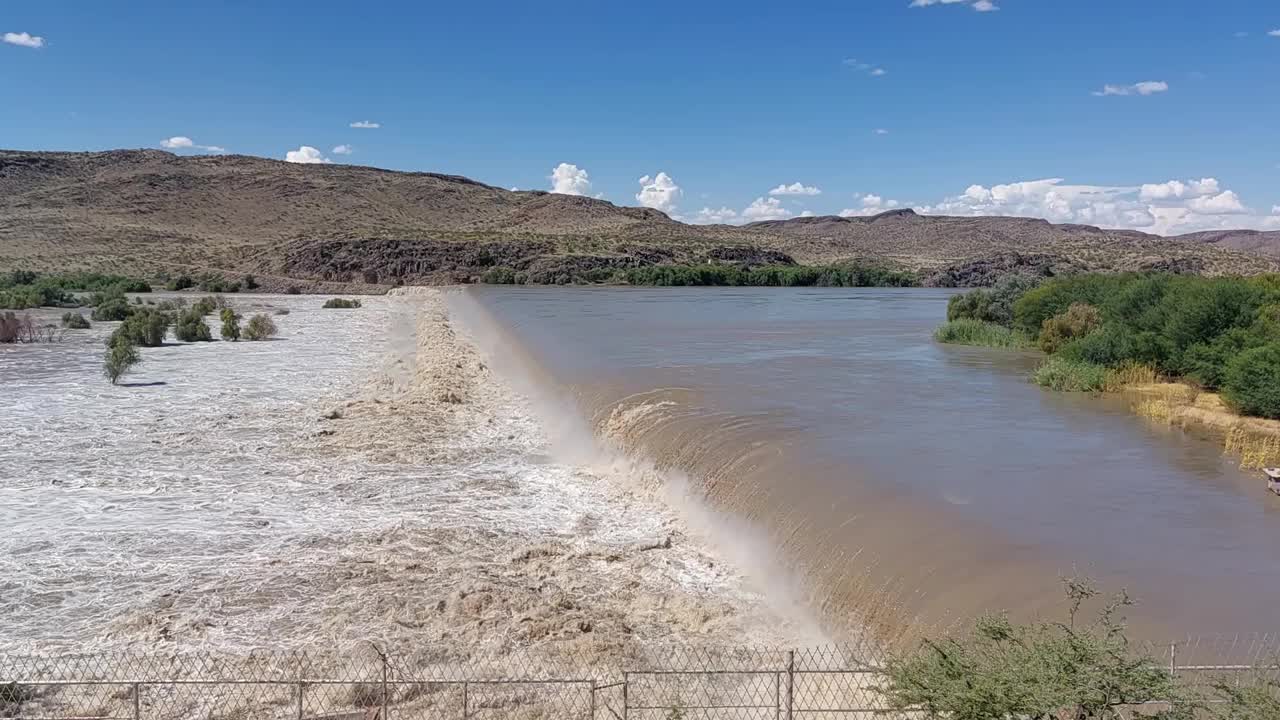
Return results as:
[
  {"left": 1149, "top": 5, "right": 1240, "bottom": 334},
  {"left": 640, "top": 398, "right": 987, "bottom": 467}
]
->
[
  {"left": 3, "top": 31, "right": 44, "bottom": 48},
  {"left": 1092, "top": 81, "right": 1168, "bottom": 97},
  {"left": 332, "top": 144, "right": 353, "bottom": 155},
  {"left": 842, "top": 58, "right": 886, "bottom": 77},
  {"left": 285, "top": 146, "right": 332, "bottom": 164},
  {"left": 636, "top": 172, "right": 682, "bottom": 213},
  {"left": 160, "top": 136, "right": 226, "bottom": 153},
  {"left": 916, "top": 176, "right": 1276, "bottom": 235},
  {"left": 349, "top": 120, "right": 380, "bottom": 129},
  {"left": 870, "top": 68, "right": 887, "bottom": 76},
  {"left": 741, "top": 197, "right": 792, "bottom": 222},
  {"left": 549, "top": 162, "right": 592, "bottom": 196},
  {"left": 768, "top": 182, "right": 822, "bottom": 197},
  {"left": 840, "top": 194, "right": 903, "bottom": 217},
  {"left": 692, "top": 206, "right": 740, "bottom": 224},
  {"left": 1269, "top": 29, "right": 1280, "bottom": 37},
  {"left": 799, "top": 210, "right": 816, "bottom": 217},
  {"left": 909, "top": 0, "right": 998, "bottom": 11},
  {"left": 874, "top": 128, "right": 890, "bottom": 135}
]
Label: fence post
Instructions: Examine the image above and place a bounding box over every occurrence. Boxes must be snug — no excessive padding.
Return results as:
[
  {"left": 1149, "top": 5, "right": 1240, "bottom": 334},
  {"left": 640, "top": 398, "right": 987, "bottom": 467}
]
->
[
  {"left": 622, "top": 672, "right": 629, "bottom": 720},
  {"left": 1169, "top": 642, "right": 1177, "bottom": 678},
  {"left": 785, "top": 650, "right": 795, "bottom": 720},
  {"left": 132, "top": 682, "right": 141, "bottom": 720},
  {"left": 381, "top": 654, "right": 390, "bottom": 720},
  {"left": 462, "top": 681, "right": 469, "bottom": 720},
  {"left": 589, "top": 682, "right": 597, "bottom": 720},
  {"left": 297, "top": 682, "right": 305, "bottom": 720}
]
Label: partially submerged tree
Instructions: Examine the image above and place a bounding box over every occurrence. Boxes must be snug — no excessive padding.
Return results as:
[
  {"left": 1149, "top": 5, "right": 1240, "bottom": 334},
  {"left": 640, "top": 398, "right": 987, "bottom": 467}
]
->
[
  {"left": 219, "top": 307, "right": 240, "bottom": 341},
  {"left": 243, "top": 313, "right": 277, "bottom": 341},
  {"left": 103, "top": 337, "right": 140, "bottom": 385},
  {"left": 173, "top": 309, "right": 212, "bottom": 342}
]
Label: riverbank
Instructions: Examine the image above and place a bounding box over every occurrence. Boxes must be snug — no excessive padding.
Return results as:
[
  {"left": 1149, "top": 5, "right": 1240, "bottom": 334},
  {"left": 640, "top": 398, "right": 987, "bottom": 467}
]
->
[{"left": 1122, "top": 382, "right": 1280, "bottom": 469}]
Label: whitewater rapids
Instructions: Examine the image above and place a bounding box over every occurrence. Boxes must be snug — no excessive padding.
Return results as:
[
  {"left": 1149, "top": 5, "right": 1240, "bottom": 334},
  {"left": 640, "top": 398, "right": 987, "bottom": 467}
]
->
[{"left": 0, "top": 289, "right": 814, "bottom": 660}]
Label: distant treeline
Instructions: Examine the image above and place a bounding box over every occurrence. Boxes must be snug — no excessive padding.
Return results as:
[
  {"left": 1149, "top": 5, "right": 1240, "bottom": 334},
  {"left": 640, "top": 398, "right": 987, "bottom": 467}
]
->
[
  {"left": 480, "top": 262, "right": 920, "bottom": 288},
  {"left": 0, "top": 270, "right": 261, "bottom": 310},
  {"left": 937, "top": 272, "right": 1280, "bottom": 419}
]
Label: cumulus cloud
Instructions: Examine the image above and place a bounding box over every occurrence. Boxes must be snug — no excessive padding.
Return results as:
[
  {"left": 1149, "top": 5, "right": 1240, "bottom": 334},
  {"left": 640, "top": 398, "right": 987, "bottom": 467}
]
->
[
  {"left": 875, "top": 128, "right": 890, "bottom": 135},
  {"left": 692, "top": 206, "right": 740, "bottom": 224},
  {"left": 1269, "top": 29, "right": 1280, "bottom": 37},
  {"left": 1092, "top": 81, "right": 1168, "bottom": 97},
  {"left": 349, "top": 120, "right": 380, "bottom": 129},
  {"left": 332, "top": 144, "right": 353, "bottom": 155},
  {"left": 839, "top": 194, "right": 903, "bottom": 217},
  {"left": 160, "top": 136, "right": 226, "bottom": 153},
  {"left": 842, "top": 58, "right": 886, "bottom": 77},
  {"left": 915, "top": 177, "right": 1275, "bottom": 235},
  {"left": 549, "top": 162, "right": 592, "bottom": 196},
  {"left": 741, "top": 197, "right": 792, "bottom": 222},
  {"left": 636, "top": 172, "right": 682, "bottom": 213},
  {"left": 3, "top": 32, "right": 44, "bottom": 48},
  {"left": 285, "top": 146, "right": 332, "bottom": 164},
  {"left": 909, "top": 0, "right": 998, "bottom": 11},
  {"left": 768, "top": 182, "right": 821, "bottom": 197}
]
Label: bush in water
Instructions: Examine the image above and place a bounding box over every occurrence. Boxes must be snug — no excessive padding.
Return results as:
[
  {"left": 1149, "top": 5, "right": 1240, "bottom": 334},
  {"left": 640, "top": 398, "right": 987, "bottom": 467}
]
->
[
  {"left": 1032, "top": 356, "right": 1109, "bottom": 392},
  {"left": 103, "top": 337, "right": 140, "bottom": 385},
  {"left": 220, "top": 307, "right": 241, "bottom": 341},
  {"left": 243, "top": 313, "right": 277, "bottom": 341},
  {"left": 108, "top": 308, "right": 168, "bottom": 347},
  {"left": 933, "top": 319, "right": 1031, "bottom": 348},
  {"left": 61, "top": 312, "right": 91, "bottom": 329},
  {"left": 173, "top": 309, "right": 212, "bottom": 342},
  {"left": 322, "top": 298, "right": 362, "bottom": 309}
]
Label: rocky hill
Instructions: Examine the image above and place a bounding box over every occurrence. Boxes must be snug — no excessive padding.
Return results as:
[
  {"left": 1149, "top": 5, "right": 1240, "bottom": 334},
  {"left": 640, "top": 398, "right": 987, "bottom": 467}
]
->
[{"left": 1, "top": 149, "right": 1275, "bottom": 286}]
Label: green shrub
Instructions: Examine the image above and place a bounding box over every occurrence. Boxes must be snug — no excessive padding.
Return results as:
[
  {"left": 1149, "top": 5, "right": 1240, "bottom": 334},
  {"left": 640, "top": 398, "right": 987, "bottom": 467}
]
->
[
  {"left": 61, "top": 312, "right": 91, "bottom": 329},
  {"left": 91, "top": 298, "right": 133, "bottom": 321},
  {"left": 1032, "top": 357, "right": 1109, "bottom": 392},
  {"left": 946, "top": 275, "right": 1040, "bottom": 327},
  {"left": 1222, "top": 342, "right": 1280, "bottom": 419},
  {"left": 883, "top": 579, "right": 1193, "bottom": 720},
  {"left": 173, "top": 310, "right": 212, "bottom": 342},
  {"left": 286, "top": 285, "right": 302, "bottom": 295},
  {"left": 242, "top": 274, "right": 259, "bottom": 290},
  {"left": 220, "top": 308, "right": 240, "bottom": 341},
  {"left": 191, "top": 295, "right": 226, "bottom": 316},
  {"left": 322, "top": 298, "right": 362, "bottom": 309},
  {"left": 1038, "top": 302, "right": 1102, "bottom": 353},
  {"left": 109, "top": 309, "right": 168, "bottom": 347},
  {"left": 197, "top": 274, "right": 240, "bottom": 293},
  {"left": 480, "top": 267, "right": 520, "bottom": 284},
  {"left": 103, "top": 338, "right": 140, "bottom": 385},
  {"left": 933, "top": 319, "right": 1031, "bottom": 348},
  {"left": 243, "top": 313, "right": 277, "bottom": 341},
  {"left": 165, "top": 274, "right": 195, "bottom": 291}
]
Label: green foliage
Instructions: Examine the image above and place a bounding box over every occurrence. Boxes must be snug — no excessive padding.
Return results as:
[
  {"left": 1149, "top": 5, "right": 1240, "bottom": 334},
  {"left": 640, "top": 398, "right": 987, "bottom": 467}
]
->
[
  {"left": 243, "top": 313, "right": 277, "bottom": 341},
  {"left": 165, "top": 274, "right": 195, "bottom": 291},
  {"left": 191, "top": 295, "right": 226, "bottom": 316},
  {"left": 242, "top": 274, "right": 259, "bottom": 290},
  {"left": 286, "top": 285, "right": 302, "bottom": 295},
  {"left": 90, "top": 297, "right": 133, "bottom": 322},
  {"left": 220, "top": 308, "right": 241, "bottom": 341},
  {"left": 61, "top": 312, "right": 91, "bottom": 329},
  {"left": 1033, "top": 357, "right": 1109, "bottom": 392},
  {"left": 103, "top": 338, "right": 140, "bottom": 385},
  {"left": 480, "top": 267, "right": 520, "bottom": 284},
  {"left": 883, "top": 579, "right": 1194, "bottom": 720},
  {"left": 1222, "top": 342, "right": 1280, "bottom": 419},
  {"left": 0, "top": 271, "right": 150, "bottom": 309},
  {"left": 946, "top": 275, "right": 1041, "bottom": 327},
  {"left": 197, "top": 274, "right": 241, "bottom": 293},
  {"left": 1038, "top": 302, "right": 1102, "bottom": 354},
  {"left": 621, "top": 262, "right": 918, "bottom": 287},
  {"left": 173, "top": 309, "right": 213, "bottom": 342},
  {"left": 933, "top": 319, "right": 1032, "bottom": 348},
  {"left": 109, "top": 309, "right": 169, "bottom": 347},
  {"left": 322, "top": 298, "right": 363, "bottom": 309}
]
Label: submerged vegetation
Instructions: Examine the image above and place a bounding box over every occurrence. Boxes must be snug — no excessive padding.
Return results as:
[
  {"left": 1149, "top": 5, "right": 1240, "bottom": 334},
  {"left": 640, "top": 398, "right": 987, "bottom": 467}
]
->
[
  {"left": 941, "top": 272, "right": 1280, "bottom": 420},
  {"left": 932, "top": 318, "right": 1031, "bottom": 348},
  {"left": 0, "top": 270, "right": 151, "bottom": 309},
  {"left": 243, "top": 313, "right": 277, "bottom": 341},
  {"left": 322, "top": 298, "right": 363, "bottom": 308},
  {"left": 0, "top": 312, "right": 63, "bottom": 344}
]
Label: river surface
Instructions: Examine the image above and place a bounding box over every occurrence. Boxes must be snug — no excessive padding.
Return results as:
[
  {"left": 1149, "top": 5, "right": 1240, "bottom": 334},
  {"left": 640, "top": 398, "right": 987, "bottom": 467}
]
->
[{"left": 461, "top": 286, "right": 1280, "bottom": 639}]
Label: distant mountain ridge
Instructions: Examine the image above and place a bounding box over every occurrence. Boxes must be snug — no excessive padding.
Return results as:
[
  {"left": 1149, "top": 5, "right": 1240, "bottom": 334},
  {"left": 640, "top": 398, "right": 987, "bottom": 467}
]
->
[{"left": 1, "top": 149, "right": 1276, "bottom": 286}]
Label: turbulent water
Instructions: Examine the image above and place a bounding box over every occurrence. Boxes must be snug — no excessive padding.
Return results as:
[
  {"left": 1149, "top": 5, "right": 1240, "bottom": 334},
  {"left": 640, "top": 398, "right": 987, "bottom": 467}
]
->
[
  {"left": 0, "top": 291, "right": 814, "bottom": 656},
  {"left": 464, "top": 286, "right": 1280, "bottom": 640}
]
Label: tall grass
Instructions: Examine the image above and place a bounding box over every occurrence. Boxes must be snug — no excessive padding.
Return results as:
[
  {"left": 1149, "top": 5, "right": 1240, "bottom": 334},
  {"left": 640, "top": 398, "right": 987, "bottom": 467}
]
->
[
  {"left": 1224, "top": 426, "right": 1280, "bottom": 470},
  {"left": 933, "top": 319, "right": 1031, "bottom": 348},
  {"left": 1101, "top": 361, "right": 1160, "bottom": 392},
  {"left": 1032, "top": 357, "right": 1108, "bottom": 392}
]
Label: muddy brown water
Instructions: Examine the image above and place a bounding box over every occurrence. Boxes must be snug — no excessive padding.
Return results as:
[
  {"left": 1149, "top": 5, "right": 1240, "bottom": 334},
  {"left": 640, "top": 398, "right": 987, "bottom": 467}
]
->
[{"left": 460, "top": 286, "right": 1280, "bottom": 640}]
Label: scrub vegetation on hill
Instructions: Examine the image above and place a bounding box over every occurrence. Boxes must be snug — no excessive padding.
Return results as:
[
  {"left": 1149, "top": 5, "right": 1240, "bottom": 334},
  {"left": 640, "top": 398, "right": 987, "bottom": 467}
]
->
[
  {"left": 939, "top": 272, "right": 1280, "bottom": 420},
  {"left": 479, "top": 261, "right": 920, "bottom": 287}
]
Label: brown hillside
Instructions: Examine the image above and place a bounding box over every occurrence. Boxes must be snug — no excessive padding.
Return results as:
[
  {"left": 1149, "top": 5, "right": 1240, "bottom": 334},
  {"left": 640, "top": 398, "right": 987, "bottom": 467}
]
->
[{"left": 1, "top": 149, "right": 1275, "bottom": 286}]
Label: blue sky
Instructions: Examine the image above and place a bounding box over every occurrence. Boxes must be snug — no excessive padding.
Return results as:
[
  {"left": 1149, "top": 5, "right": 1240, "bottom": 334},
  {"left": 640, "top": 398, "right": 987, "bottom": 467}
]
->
[{"left": 3, "top": 0, "right": 1278, "bottom": 233}]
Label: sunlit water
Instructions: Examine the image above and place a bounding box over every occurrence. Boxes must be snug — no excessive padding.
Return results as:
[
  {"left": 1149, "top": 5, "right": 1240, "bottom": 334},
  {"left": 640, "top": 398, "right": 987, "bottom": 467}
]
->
[{"left": 468, "top": 286, "right": 1280, "bottom": 638}]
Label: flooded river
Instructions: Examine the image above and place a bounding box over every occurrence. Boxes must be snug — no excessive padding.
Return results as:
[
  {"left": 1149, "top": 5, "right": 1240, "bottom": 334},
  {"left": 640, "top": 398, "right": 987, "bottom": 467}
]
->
[{"left": 460, "top": 286, "right": 1280, "bottom": 639}]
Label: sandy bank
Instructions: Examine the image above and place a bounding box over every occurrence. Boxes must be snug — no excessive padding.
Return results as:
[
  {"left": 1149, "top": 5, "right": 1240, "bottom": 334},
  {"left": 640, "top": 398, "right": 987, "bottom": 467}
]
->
[{"left": 1123, "top": 383, "right": 1280, "bottom": 469}]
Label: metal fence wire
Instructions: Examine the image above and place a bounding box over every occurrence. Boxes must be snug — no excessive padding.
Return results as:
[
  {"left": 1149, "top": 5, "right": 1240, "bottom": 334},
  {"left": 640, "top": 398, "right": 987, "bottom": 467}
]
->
[{"left": 1, "top": 635, "right": 1277, "bottom": 720}]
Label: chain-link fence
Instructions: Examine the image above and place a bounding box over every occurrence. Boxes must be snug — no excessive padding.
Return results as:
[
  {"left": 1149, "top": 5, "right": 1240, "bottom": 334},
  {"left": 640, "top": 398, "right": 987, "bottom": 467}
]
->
[{"left": 2, "top": 636, "right": 1277, "bottom": 719}]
